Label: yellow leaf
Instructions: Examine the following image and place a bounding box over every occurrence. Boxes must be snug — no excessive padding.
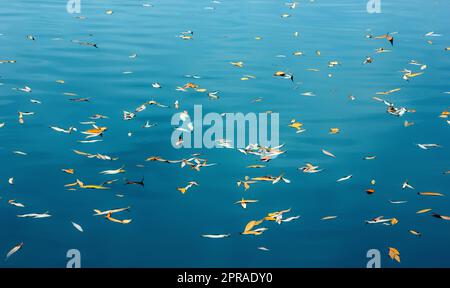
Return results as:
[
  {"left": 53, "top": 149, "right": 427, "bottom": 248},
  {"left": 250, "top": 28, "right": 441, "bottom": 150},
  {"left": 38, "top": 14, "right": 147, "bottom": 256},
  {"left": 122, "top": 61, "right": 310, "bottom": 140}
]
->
[
  {"left": 388, "top": 247, "right": 400, "bottom": 263},
  {"left": 409, "top": 230, "right": 421, "bottom": 236},
  {"left": 418, "top": 192, "right": 444, "bottom": 197},
  {"left": 329, "top": 128, "right": 340, "bottom": 134},
  {"left": 416, "top": 208, "right": 432, "bottom": 214}
]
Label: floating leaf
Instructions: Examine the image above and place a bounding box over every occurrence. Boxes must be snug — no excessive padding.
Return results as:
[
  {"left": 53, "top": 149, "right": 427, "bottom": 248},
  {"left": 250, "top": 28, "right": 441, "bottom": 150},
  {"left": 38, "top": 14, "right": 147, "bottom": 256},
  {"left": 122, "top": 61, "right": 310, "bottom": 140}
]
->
[{"left": 388, "top": 247, "right": 401, "bottom": 263}]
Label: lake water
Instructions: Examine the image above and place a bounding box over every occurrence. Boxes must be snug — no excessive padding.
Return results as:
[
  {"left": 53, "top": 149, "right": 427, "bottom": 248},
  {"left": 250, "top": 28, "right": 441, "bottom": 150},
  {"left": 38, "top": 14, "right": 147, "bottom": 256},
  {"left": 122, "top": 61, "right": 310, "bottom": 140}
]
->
[{"left": 0, "top": 0, "right": 449, "bottom": 267}]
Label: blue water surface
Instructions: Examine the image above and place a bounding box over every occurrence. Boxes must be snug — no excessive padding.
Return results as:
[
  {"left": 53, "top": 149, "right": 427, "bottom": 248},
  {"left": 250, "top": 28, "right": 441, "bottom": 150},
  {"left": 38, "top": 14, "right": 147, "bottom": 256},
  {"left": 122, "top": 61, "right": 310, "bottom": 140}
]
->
[{"left": 0, "top": 0, "right": 449, "bottom": 267}]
